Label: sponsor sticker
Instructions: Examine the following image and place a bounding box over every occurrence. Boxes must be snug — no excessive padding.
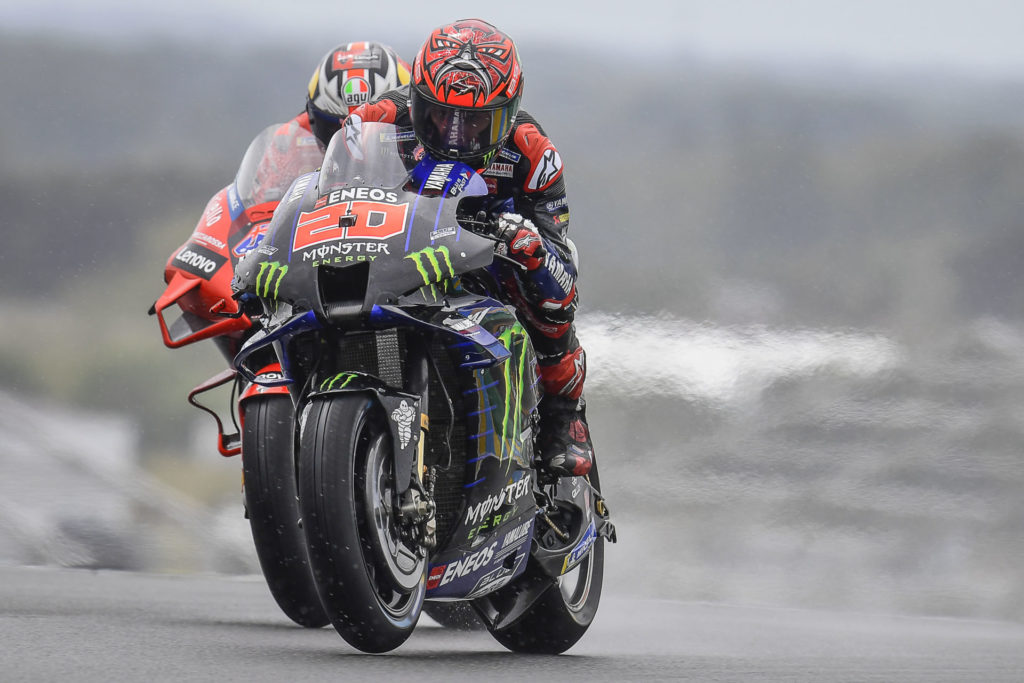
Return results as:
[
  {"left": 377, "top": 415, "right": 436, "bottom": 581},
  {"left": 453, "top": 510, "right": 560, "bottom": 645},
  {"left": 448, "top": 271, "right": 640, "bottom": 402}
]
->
[
  {"left": 501, "top": 519, "right": 533, "bottom": 550},
  {"left": 484, "top": 162, "right": 514, "bottom": 179},
  {"left": 426, "top": 565, "right": 446, "bottom": 590},
  {"left": 527, "top": 149, "right": 563, "bottom": 191},
  {"left": 203, "top": 198, "right": 224, "bottom": 227},
  {"left": 333, "top": 49, "right": 383, "bottom": 71},
  {"left": 467, "top": 551, "right": 527, "bottom": 598},
  {"left": 449, "top": 172, "right": 469, "bottom": 196},
  {"left": 342, "top": 77, "right": 370, "bottom": 108},
  {"left": 254, "top": 261, "right": 288, "bottom": 299},
  {"left": 227, "top": 184, "right": 245, "bottom": 219},
  {"left": 544, "top": 196, "right": 569, "bottom": 212},
  {"left": 288, "top": 174, "right": 314, "bottom": 202},
  {"left": 464, "top": 475, "right": 531, "bottom": 526},
  {"left": 430, "top": 226, "right": 458, "bottom": 241},
  {"left": 561, "top": 521, "right": 597, "bottom": 574},
  {"left": 381, "top": 130, "right": 418, "bottom": 143},
  {"left": 174, "top": 243, "right": 227, "bottom": 280},
  {"left": 440, "top": 542, "right": 496, "bottom": 587},
  {"left": 301, "top": 241, "right": 391, "bottom": 266},
  {"left": 405, "top": 246, "right": 455, "bottom": 287},
  {"left": 390, "top": 400, "right": 415, "bottom": 449},
  {"left": 192, "top": 232, "right": 226, "bottom": 251},
  {"left": 424, "top": 163, "right": 455, "bottom": 192},
  {"left": 499, "top": 147, "right": 522, "bottom": 163},
  {"left": 442, "top": 316, "right": 478, "bottom": 332}
]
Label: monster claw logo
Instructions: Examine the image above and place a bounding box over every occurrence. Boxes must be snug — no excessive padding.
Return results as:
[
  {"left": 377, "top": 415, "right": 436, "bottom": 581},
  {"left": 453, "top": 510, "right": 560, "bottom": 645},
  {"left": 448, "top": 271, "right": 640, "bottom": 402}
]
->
[
  {"left": 255, "top": 261, "right": 288, "bottom": 299},
  {"left": 405, "top": 246, "right": 455, "bottom": 287},
  {"left": 320, "top": 372, "right": 356, "bottom": 391}
]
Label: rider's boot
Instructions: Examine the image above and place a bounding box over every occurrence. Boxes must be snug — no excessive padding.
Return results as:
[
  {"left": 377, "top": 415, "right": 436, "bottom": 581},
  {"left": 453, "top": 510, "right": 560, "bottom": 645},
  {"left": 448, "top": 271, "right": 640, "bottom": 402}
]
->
[{"left": 535, "top": 394, "right": 594, "bottom": 478}]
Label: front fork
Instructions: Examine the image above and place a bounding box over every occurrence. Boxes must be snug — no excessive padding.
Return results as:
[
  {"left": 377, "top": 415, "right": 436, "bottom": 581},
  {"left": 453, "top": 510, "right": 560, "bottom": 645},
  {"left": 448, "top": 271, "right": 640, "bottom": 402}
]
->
[{"left": 397, "top": 335, "right": 437, "bottom": 551}]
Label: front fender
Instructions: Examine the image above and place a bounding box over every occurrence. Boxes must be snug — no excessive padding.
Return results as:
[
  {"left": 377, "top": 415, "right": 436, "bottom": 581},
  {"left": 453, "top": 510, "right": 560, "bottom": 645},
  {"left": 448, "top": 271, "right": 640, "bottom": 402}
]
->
[
  {"left": 238, "top": 363, "right": 291, "bottom": 404},
  {"left": 308, "top": 370, "right": 422, "bottom": 496}
]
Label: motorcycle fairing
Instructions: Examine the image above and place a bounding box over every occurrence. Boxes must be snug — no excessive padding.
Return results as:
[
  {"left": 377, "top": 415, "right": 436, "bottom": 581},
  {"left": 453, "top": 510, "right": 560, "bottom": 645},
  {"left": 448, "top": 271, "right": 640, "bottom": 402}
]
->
[
  {"left": 458, "top": 309, "right": 537, "bottom": 473},
  {"left": 154, "top": 191, "right": 279, "bottom": 349},
  {"left": 530, "top": 475, "right": 605, "bottom": 578},
  {"left": 238, "top": 362, "right": 290, "bottom": 404},
  {"left": 152, "top": 272, "right": 251, "bottom": 348},
  {"left": 185, "top": 368, "right": 242, "bottom": 456},
  {"left": 233, "top": 309, "right": 322, "bottom": 385},
  {"left": 368, "top": 300, "right": 512, "bottom": 368},
  {"left": 306, "top": 369, "right": 423, "bottom": 497},
  {"left": 155, "top": 121, "right": 325, "bottom": 349},
  {"left": 425, "top": 497, "right": 537, "bottom": 599},
  {"left": 231, "top": 132, "right": 496, "bottom": 320}
]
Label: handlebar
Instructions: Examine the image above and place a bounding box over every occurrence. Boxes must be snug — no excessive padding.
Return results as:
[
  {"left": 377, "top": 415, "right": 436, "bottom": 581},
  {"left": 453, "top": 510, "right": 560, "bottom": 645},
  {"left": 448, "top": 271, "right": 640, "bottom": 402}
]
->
[{"left": 456, "top": 211, "right": 501, "bottom": 240}]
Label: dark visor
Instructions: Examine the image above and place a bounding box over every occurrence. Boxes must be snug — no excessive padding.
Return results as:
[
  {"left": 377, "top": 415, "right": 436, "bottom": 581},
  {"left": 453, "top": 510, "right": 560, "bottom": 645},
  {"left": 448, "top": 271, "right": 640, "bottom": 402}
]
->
[{"left": 410, "top": 87, "right": 516, "bottom": 162}]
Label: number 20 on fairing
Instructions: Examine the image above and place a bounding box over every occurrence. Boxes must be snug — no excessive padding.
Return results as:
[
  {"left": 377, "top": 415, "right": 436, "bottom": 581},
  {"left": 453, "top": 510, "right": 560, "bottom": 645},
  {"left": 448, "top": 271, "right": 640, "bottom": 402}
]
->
[{"left": 292, "top": 200, "right": 409, "bottom": 252}]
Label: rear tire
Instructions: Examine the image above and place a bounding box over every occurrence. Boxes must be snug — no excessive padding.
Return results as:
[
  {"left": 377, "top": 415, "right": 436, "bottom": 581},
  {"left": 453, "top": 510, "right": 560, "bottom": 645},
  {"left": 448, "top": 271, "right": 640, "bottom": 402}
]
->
[
  {"left": 298, "top": 394, "right": 425, "bottom": 653},
  {"left": 483, "top": 462, "right": 606, "bottom": 654},
  {"left": 242, "top": 396, "right": 328, "bottom": 628},
  {"left": 487, "top": 542, "right": 603, "bottom": 654}
]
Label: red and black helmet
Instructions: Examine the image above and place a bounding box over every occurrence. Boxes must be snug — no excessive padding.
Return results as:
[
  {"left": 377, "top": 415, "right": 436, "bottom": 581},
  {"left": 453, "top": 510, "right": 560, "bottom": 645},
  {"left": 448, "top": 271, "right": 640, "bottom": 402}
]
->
[{"left": 410, "top": 19, "right": 523, "bottom": 171}]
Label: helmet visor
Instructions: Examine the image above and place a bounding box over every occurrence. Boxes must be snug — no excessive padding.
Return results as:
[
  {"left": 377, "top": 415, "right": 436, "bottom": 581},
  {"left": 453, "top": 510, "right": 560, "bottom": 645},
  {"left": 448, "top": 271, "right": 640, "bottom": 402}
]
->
[
  {"left": 410, "top": 87, "right": 516, "bottom": 164},
  {"left": 308, "top": 107, "right": 345, "bottom": 149}
]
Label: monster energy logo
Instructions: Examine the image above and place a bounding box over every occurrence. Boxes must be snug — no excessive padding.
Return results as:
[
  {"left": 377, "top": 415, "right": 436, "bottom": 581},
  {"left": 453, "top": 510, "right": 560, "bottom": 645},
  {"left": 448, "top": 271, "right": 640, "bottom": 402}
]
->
[
  {"left": 255, "top": 261, "right": 288, "bottom": 299},
  {"left": 496, "top": 322, "right": 531, "bottom": 468},
  {"left": 404, "top": 246, "right": 454, "bottom": 287},
  {"left": 320, "top": 372, "right": 356, "bottom": 391}
]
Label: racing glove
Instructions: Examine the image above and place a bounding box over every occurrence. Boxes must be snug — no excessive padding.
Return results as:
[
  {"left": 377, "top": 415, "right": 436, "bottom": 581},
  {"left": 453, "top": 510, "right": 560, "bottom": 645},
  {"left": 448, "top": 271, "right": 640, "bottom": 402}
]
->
[{"left": 494, "top": 213, "right": 546, "bottom": 271}]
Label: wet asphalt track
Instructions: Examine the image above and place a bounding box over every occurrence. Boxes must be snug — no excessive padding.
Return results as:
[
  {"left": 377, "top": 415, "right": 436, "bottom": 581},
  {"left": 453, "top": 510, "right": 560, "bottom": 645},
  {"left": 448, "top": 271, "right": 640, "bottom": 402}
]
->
[{"left": 2, "top": 565, "right": 1023, "bottom": 682}]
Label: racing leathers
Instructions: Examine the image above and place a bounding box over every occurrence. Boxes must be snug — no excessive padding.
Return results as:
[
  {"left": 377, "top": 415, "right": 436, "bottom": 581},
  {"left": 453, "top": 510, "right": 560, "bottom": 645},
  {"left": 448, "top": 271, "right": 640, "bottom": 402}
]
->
[{"left": 347, "top": 85, "right": 593, "bottom": 477}]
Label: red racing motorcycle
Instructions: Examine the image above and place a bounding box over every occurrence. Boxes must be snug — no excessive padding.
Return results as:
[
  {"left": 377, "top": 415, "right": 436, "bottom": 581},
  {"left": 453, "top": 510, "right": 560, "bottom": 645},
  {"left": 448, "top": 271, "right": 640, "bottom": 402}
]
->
[{"left": 150, "top": 120, "right": 330, "bottom": 627}]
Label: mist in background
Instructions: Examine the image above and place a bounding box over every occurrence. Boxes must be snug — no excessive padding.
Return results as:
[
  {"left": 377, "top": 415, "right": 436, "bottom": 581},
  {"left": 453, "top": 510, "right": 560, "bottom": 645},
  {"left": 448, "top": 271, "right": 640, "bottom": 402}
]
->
[{"left": 2, "top": 1, "right": 1024, "bottom": 622}]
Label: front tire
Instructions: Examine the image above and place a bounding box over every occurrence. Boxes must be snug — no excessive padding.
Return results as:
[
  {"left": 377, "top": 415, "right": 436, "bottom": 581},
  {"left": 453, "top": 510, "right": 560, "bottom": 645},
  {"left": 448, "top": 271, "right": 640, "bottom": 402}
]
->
[
  {"left": 298, "top": 394, "right": 425, "bottom": 653},
  {"left": 242, "top": 396, "right": 328, "bottom": 628}
]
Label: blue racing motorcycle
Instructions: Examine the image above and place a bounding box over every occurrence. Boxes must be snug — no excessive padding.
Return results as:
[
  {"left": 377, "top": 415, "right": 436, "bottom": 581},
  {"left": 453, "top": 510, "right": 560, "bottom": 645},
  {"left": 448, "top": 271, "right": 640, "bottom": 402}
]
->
[{"left": 231, "top": 122, "right": 614, "bottom": 653}]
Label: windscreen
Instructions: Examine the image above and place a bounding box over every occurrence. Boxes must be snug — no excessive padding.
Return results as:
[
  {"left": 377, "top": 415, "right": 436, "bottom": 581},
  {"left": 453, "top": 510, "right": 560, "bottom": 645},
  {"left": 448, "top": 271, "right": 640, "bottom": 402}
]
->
[
  {"left": 235, "top": 121, "right": 324, "bottom": 206},
  {"left": 318, "top": 121, "right": 417, "bottom": 194}
]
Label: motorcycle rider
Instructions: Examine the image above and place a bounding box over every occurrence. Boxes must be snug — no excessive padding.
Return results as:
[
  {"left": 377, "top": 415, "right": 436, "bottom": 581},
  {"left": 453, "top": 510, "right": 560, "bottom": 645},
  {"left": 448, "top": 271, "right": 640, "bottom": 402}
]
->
[
  {"left": 344, "top": 19, "right": 593, "bottom": 478},
  {"left": 303, "top": 41, "right": 411, "bottom": 150},
  {"left": 243, "top": 41, "right": 411, "bottom": 206}
]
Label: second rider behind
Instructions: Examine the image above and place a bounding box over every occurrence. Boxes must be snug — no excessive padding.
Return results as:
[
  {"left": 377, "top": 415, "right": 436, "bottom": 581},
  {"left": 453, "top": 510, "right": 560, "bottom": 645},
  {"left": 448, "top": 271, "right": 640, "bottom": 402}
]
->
[
  {"left": 345, "top": 19, "right": 594, "bottom": 478},
  {"left": 243, "top": 41, "right": 410, "bottom": 207},
  {"left": 304, "top": 41, "right": 411, "bottom": 149}
]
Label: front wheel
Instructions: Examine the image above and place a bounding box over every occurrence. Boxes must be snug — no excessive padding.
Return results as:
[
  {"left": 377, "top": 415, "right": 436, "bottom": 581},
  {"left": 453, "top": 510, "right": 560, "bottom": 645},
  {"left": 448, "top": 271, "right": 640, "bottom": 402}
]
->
[
  {"left": 298, "top": 394, "right": 425, "bottom": 653},
  {"left": 242, "top": 396, "right": 328, "bottom": 628}
]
